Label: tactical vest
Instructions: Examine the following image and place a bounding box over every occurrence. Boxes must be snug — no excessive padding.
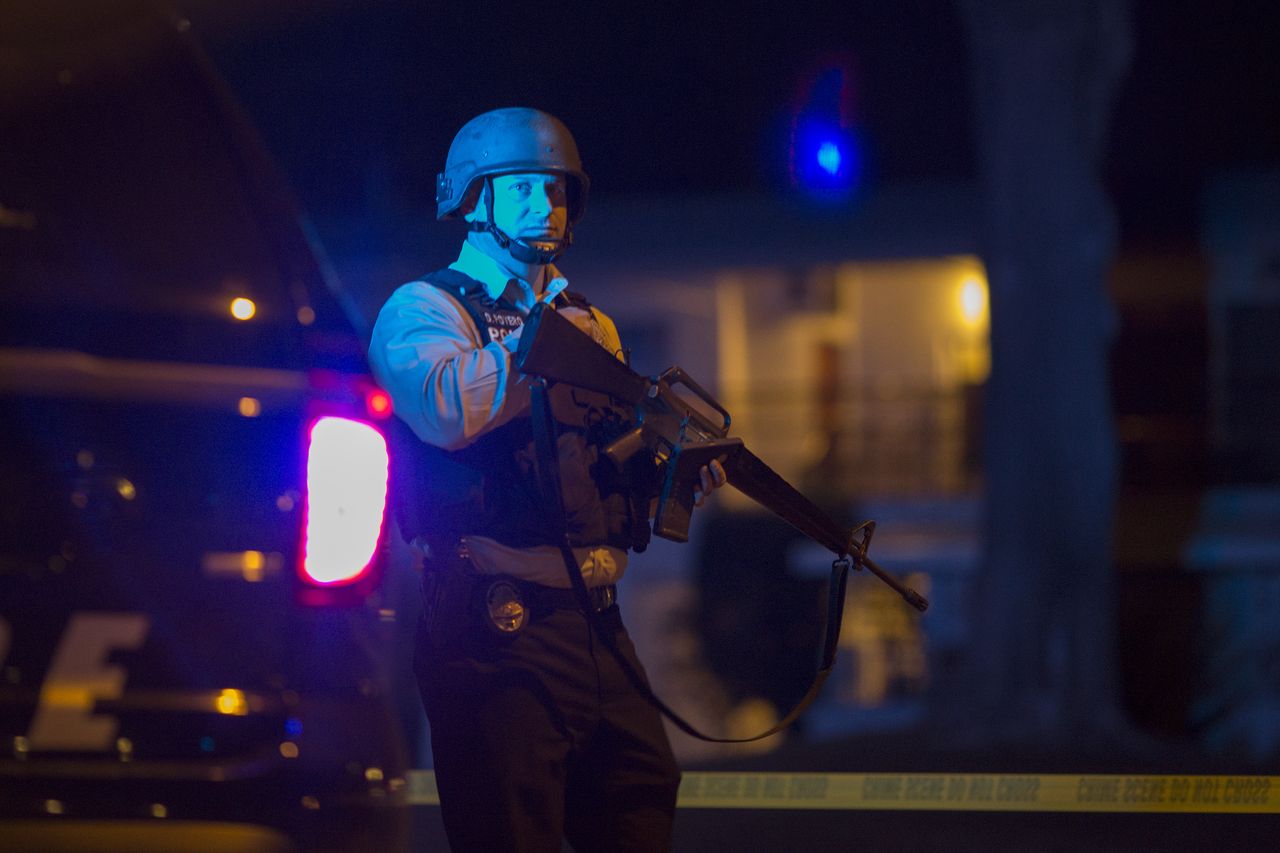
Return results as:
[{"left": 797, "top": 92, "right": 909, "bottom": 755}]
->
[{"left": 388, "top": 268, "right": 650, "bottom": 554}]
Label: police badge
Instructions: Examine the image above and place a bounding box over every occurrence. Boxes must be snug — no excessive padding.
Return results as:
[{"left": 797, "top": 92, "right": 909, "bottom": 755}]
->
[{"left": 483, "top": 580, "right": 528, "bottom": 635}]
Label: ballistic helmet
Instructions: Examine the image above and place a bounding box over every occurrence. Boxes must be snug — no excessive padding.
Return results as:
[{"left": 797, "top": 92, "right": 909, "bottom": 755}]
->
[{"left": 435, "top": 107, "right": 589, "bottom": 224}]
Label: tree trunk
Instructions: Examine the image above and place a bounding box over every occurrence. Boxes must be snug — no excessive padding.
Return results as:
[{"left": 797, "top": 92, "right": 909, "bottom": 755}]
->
[{"left": 957, "top": 0, "right": 1132, "bottom": 735}]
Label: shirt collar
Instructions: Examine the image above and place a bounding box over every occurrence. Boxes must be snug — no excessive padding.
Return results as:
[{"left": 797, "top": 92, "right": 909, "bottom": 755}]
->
[{"left": 449, "top": 240, "right": 565, "bottom": 306}]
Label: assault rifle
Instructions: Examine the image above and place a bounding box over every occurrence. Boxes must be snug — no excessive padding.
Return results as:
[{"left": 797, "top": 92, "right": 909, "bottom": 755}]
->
[{"left": 514, "top": 303, "right": 928, "bottom": 613}]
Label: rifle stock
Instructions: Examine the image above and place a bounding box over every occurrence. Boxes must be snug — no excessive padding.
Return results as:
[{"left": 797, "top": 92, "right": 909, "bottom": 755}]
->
[{"left": 515, "top": 303, "right": 648, "bottom": 403}]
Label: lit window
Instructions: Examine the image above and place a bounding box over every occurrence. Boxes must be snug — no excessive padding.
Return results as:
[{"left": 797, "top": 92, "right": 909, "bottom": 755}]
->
[{"left": 958, "top": 276, "right": 988, "bottom": 327}]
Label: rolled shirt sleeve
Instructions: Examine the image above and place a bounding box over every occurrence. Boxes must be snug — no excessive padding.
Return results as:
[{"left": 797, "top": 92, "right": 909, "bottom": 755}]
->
[{"left": 368, "top": 281, "right": 532, "bottom": 451}]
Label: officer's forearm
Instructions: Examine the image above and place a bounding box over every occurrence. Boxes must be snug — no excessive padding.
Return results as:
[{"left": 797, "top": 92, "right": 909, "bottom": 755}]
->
[{"left": 415, "top": 347, "right": 532, "bottom": 450}]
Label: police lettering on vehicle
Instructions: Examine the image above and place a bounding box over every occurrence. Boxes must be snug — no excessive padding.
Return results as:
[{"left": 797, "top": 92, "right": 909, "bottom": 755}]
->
[{"left": 11, "top": 612, "right": 151, "bottom": 751}]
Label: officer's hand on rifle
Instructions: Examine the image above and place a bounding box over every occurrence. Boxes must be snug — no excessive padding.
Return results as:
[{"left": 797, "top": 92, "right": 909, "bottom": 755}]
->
[{"left": 694, "top": 457, "right": 727, "bottom": 507}]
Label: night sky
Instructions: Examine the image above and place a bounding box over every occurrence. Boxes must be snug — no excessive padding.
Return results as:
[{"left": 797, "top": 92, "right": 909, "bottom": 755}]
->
[{"left": 189, "top": 0, "right": 1280, "bottom": 248}]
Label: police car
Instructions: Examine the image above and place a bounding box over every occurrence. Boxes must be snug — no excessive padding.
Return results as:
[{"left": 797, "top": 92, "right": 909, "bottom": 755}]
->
[{"left": 0, "top": 4, "right": 409, "bottom": 851}]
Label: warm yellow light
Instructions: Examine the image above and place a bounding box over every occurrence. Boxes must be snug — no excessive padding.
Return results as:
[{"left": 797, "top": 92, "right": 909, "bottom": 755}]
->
[
  {"left": 238, "top": 397, "right": 261, "bottom": 417},
  {"left": 115, "top": 478, "right": 136, "bottom": 501},
  {"left": 296, "top": 306, "right": 316, "bottom": 326},
  {"left": 200, "top": 550, "right": 280, "bottom": 582},
  {"left": 215, "top": 689, "right": 248, "bottom": 716},
  {"left": 958, "top": 275, "right": 987, "bottom": 327},
  {"left": 241, "top": 551, "right": 265, "bottom": 583},
  {"left": 229, "top": 297, "right": 257, "bottom": 321},
  {"left": 41, "top": 685, "right": 93, "bottom": 709},
  {"left": 279, "top": 741, "right": 299, "bottom": 759}
]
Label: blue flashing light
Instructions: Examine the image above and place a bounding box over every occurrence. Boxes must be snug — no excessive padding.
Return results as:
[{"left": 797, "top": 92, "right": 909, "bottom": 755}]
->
[
  {"left": 285, "top": 717, "right": 304, "bottom": 737},
  {"left": 792, "top": 122, "right": 863, "bottom": 198},
  {"left": 816, "top": 141, "right": 842, "bottom": 176},
  {"left": 784, "top": 59, "right": 864, "bottom": 200}
]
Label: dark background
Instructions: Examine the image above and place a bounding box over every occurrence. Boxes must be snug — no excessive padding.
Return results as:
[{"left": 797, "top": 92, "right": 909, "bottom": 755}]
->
[{"left": 187, "top": 0, "right": 1280, "bottom": 250}]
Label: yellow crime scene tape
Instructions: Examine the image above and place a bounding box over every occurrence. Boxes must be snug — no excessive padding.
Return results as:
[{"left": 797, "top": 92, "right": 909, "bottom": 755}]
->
[{"left": 407, "top": 770, "right": 1279, "bottom": 813}]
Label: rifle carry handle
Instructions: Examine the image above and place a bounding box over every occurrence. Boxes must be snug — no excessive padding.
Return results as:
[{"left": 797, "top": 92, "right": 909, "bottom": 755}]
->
[{"left": 658, "top": 366, "right": 731, "bottom": 437}]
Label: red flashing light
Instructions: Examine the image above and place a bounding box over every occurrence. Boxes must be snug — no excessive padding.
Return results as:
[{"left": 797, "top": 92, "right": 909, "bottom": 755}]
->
[{"left": 366, "top": 388, "right": 393, "bottom": 420}]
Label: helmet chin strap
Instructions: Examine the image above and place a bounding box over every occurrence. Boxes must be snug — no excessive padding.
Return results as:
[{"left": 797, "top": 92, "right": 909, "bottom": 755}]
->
[{"left": 468, "top": 178, "right": 574, "bottom": 266}]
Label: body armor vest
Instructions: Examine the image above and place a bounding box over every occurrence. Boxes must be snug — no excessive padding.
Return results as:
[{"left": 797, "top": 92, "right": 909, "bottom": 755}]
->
[{"left": 388, "top": 269, "right": 649, "bottom": 553}]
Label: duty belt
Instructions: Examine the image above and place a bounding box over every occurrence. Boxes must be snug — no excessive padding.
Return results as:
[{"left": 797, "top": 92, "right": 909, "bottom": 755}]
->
[
  {"left": 528, "top": 582, "right": 617, "bottom": 613},
  {"left": 479, "top": 576, "right": 617, "bottom": 636}
]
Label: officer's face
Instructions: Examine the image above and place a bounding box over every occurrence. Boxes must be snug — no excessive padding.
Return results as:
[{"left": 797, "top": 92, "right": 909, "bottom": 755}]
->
[{"left": 490, "top": 172, "right": 568, "bottom": 247}]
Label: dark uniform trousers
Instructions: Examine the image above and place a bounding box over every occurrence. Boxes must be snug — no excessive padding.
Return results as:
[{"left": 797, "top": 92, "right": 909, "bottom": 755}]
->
[{"left": 414, "top": 559, "right": 681, "bottom": 853}]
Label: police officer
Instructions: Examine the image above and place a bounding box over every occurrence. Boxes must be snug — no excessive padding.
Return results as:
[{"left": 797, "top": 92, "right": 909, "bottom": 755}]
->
[{"left": 368, "top": 107, "right": 724, "bottom": 852}]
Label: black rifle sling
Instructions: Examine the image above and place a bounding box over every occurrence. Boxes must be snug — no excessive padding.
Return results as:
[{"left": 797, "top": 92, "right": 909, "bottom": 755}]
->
[{"left": 530, "top": 378, "right": 854, "bottom": 744}]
